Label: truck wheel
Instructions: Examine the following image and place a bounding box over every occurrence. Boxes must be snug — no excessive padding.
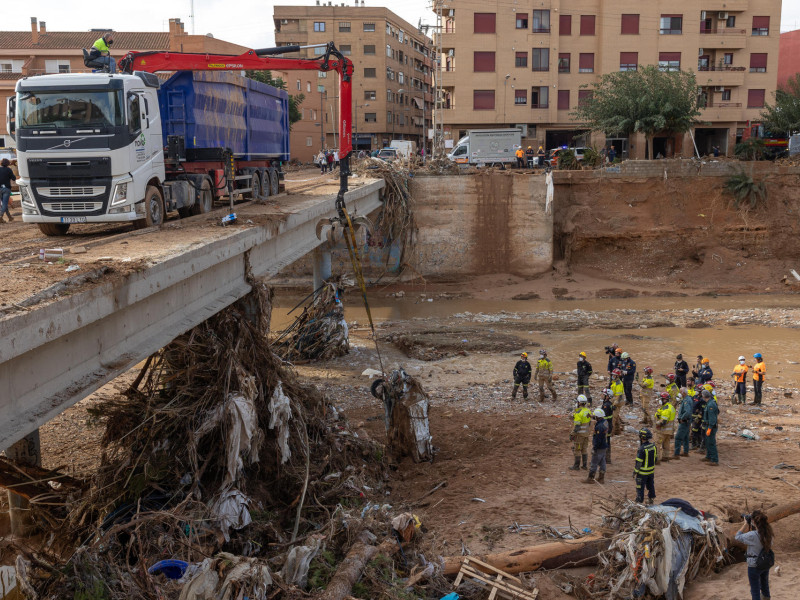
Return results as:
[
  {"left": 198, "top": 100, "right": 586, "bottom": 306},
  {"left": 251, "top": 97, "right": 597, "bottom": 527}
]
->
[
  {"left": 258, "top": 169, "right": 270, "bottom": 199},
  {"left": 268, "top": 168, "right": 279, "bottom": 196},
  {"left": 191, "top": 177, "right": 213, "bottom": 215},
  {"left": 250, "top": 172, "right": 262, "bottom": 201},
  {"left": 38, "top": 223, "right": 71, "bottom": 236},
  {"left": 134, "top": 185, "right": 165, "bottom": 229}
]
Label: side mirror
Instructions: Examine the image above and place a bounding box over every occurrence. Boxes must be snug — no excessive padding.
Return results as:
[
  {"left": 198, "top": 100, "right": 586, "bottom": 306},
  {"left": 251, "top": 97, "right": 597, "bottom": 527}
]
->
[{"left": 6, "top": 96, "right": 16, "bottom": 141}]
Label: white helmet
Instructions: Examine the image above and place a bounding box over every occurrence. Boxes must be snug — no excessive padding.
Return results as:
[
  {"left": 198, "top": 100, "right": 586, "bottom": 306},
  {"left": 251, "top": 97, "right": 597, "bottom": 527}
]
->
[
  {"left": 576, "top": 394, "right": 588, "bottom": 404},
  {"left": 738, "top": 355, "right": 746, "bottom": 362},
  {"left": 603, "top": 388, "right": 613, "bottom": 396},
  {"left": 621, "top": 352, "right": 630, "bottom": 359},
  {"left": 593, "top": 408, "right": 606, "bottom": 418}
]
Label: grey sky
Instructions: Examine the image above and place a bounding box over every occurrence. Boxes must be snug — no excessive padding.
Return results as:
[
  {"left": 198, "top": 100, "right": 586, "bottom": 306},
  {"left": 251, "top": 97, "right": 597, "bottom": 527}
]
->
[{"left": 5, "top": 0, "right": 800, "bottom": 50}]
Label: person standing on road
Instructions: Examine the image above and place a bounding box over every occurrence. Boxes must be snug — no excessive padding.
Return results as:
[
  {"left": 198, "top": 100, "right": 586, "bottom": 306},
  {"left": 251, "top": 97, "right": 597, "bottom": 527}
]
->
[
  {"left": 639, "top": 366, "right": 655, "bottom": 426},
  {"left": 569, "top": 395, "right": 592, "bottom": 472},
  {"left": 609, "top": 369, "right": 625, "bottom": 435},
  {"left": 515, "top": 147, "right": 525, "bottom": 169},
  {"left": 654, "top": 393, "right": 676, "bottom": 461},
  {"left": 317, "top": 150, "right": 327, "bottom": 174},
  {"left": 620, "top": 352, "right": 637, "bottom": 405},
  {"left": 601, "top": 389, "right": 614, "bottom": 464},
  {"left": 753, "top": 353, "right": 766, "bottom": 405},
  {"left": 735, "top": 510, "right": 774, "bottom": 600},
  {"left": 732, "top": 356, "right": 749, "bottom": 404},
  {"left": 686, "top": 379, "right": 697, "bottom": 399},
  {"left": 702, "top": 389, "right": 720, "bottom": 466},
  {"left": 511, "top": 352, "right": 532, "bottom": 400},
  {"left": 674, "top": 388, "right": 693, "bottom": 458},
  {"left": 634, "top": 428, "right": 658, "bottom": 505},
  {"left": 577, "top": 352, "right": 593, "bottom": 405},
  {"left": 674, "top": 354, "right": 689, "bottom": 388},
  {"left": 692, "top": 355, "right": 704, "bottom": 384},
  {"left": 535, "top": 349, "right": 557, "bottom": 402},
  {"left": 0, "top": 158, "right": 16, "bottom": 223},
  {"left": 584, "top": 407, "right": 608, "bottom": 484},
  {"left": 608, "top": 145, "right": 617, "bottom": 163},
  {"left": 698, "top": 358, "right": 713, "bottom": 383}
]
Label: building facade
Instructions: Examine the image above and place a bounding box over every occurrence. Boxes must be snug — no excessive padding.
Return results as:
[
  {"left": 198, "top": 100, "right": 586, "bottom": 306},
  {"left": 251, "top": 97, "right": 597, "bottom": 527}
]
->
[
  {"left": 778, "top": 29, "right": 800, "bottom": 90},
  {"left": 434, "top": 0, "right": 782, "bottom": 157},
  {"left": 274, "top": 69, "right": 326, "bottom": 163},
  {"left": 274, "top": 3, "right": 434, "bottom": 153}
]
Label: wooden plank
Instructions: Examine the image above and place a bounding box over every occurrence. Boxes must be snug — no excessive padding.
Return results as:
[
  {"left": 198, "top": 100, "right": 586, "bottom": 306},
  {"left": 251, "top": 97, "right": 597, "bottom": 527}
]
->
[
  {"left": 465, "top": 556, "right": 524, "bottom": 584},
  {"left": 457, "top": 565, "right": 537, "bottom": 600}
]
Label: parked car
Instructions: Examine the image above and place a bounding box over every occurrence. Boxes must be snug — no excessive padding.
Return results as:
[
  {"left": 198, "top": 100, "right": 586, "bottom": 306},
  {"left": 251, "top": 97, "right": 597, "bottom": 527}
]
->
[{"left": 377, "top": 148, "right": 399, "bottom": 162}]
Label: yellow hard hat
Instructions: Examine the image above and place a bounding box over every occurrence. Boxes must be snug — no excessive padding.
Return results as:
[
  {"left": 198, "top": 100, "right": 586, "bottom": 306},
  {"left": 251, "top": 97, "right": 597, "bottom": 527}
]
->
[
  {"left": 527, "top": 146, "right": 532, "bottom": 149},
  {"left": 521, "top": 352, "right": 528, "bottom": 358},
  {"left": 703, "top": 384, "right": 713, "bottom": 391},
  {"left": 579, "top": 352, "right": 587, "bottom": 357}
]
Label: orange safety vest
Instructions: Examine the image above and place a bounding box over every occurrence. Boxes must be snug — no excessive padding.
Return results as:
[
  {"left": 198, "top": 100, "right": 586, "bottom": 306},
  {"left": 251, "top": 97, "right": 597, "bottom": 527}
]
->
[
  {"left": 515, "top": 148, "right": 524, "bottom": 158},
  {"left": 733, "top": 364, "right": 748, "bottom": 383},
  {"left": 753, "top": 361, "right": 766, "bottom": 382}
]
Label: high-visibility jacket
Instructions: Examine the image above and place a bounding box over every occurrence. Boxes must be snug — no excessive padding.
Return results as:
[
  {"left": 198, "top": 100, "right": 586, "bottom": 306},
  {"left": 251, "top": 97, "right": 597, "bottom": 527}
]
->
[
  {"left": 536, "top": 358, "right": 553, "bottom": 377},
  {"left": 733, "top": 364, "right": 749, "bottom": 383},
  {"left": 610, "top": 380, "right": 624, "bottom": 398},
  {"left": 572, "top": 407, "right": 592, "bottom": 435},
  {"left": 655, "top": 402, "right": 676, "bottom": 433},
  {"left": 641, "top": 375, "right": 654, "bottom": 390},
  {"left": 635, "top": 442, "right": 657, "bottom": 475},
  {"left": 665, "top": 382, "right": 679, "bottom": 401},
  {"left": 687, "top": 387, "right": 697, "bottom": 398},
  {"left": 515, "top": 148, "right": 524, "bottom": 158},
  {"left": 753, "top": 361, "right": 766, "bottom": 382},
  {"left": 92, "top": 37, "right": 111, "bottom": 54}
]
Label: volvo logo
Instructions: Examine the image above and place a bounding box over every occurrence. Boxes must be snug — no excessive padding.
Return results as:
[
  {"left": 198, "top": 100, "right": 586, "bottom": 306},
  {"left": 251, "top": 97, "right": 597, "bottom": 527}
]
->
[{"left": 63, "top": 139, "right": 71, "bottom": 148}]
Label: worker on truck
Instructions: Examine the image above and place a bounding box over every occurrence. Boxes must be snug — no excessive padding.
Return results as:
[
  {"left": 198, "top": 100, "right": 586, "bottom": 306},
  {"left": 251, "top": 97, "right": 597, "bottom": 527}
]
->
[{"left": 89, "top": 33, "right": 116, "bottom": 74}]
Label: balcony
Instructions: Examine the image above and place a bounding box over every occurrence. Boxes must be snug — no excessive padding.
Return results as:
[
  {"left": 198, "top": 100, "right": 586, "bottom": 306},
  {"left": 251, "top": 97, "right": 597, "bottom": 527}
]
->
[
  {"left": 698, "top": 28, "right": 746, "bottom": 48},
  {"left": 696, "top": 66, "right": 746, "bottom": 87},
  {"left": 438, "top": 69, "right": 457, "bottom": 87}
]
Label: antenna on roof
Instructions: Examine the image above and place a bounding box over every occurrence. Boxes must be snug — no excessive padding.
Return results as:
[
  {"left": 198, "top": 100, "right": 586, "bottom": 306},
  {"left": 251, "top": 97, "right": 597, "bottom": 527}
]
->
[{"left": 189, "top": 0, "right": 195, "bottom": 34}]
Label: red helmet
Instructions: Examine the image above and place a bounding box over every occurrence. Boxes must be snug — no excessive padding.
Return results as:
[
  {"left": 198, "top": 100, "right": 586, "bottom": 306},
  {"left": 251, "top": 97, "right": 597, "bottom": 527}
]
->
[
  {"left": 612, "top": 368, "right": 622, "bottom": 376},
  {"left": 666, "top": 373, "right": 675, "bottom": 381},
  {"left": 644, "top": 366, "right": 653, "bottom": 374},
  {"left": 707, "top": 381, "right": 716, "bottom": 388},
  {"left": 660, "top": 392, "right": 670, "bottom": 400}
]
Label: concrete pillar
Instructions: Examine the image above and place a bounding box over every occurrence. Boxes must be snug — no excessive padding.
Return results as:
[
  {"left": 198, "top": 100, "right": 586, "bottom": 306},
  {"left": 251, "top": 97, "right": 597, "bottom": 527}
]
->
[
  {"left": 313, "top": 246, "right": 332, "bottom": 291},
  {"left": 6, "top": 430, "right": 41, "bottom": 536}
]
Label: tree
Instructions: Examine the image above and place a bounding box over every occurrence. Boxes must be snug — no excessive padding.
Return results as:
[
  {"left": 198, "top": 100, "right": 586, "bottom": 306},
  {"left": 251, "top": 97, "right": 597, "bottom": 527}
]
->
[
  {"left": 760, "top": 73, "right": 800, "bottom": 137},
  {"left": 571, "top": 65, "right": 703, "bottom": 160},
  {"left": 246, "top": 70, "right": 305, "bottom": 129}
]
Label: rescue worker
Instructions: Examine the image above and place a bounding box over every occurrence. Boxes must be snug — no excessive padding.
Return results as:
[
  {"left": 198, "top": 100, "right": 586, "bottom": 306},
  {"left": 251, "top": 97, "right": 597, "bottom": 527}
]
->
[
  {"left": 525, "top": 146, "right": 535, "bottom": 168},
  {"left": 674, "top": 388, "right": 693, "bottom": 458},
  {"left": 535, "top": 349, "right": 557, "bottom": 402},
  {"left": 691, "top": 355, "right": 704, "bottom": 384},
  {"left": 698, "top": 358, "right": 713, "bottom": 383},
  {"left": 511, "top": 352, "right": 532, "bottom": 400},
  {"left": 702, "top": 388, "right": 720, "bottom": 466},
  {"left": 609, "top": 369, "right": 625, "bottom": 435},
  {"left": 576, "top": 352, "right": 593, "bottom": 405},
  {"left": 606, "top": 345, "right": 621, "bottom": 381},
  {"left": 654, "top": 392, "right": 676, "bottom": 461},
  {"left": 537, "top": 145, "right": 546, "bottom": 168},
  {"left": 664, "top": 373, "right": 680, "bottom": 402},
  {"left": 515, "top": 146, "right": 525, "bottom": 169},
  {"left": 619, "top": 351, "right": 637, "bottom": 405},
  {"left": 732, "top": 355, "right": 749, "bottom": 405},
  {"left": 568, "top": 395, "right": 592, "bottom": 471},
  {"left": 639, "top": 366, "right": 655, "bottom": 426},
  {"left": 686, "top": 379, "right": 697, "bottom": 399},
  {"left": 753, "top": 353, "right": 766, "bottom": 405},
  {"left": 634, "top": 428, "right": 658, "bottom": 505},
  {"left": 674, "top": 354, "right": 690, "bottom": 388},
  {"left": 691, "top": 390, "right": 709, "bottom": 450},
  {"left": 584, "top": 407, "right": 608, "bottom": 484},
  {"left": 601, "top": 389, "right": 614, "bottom": 464}
]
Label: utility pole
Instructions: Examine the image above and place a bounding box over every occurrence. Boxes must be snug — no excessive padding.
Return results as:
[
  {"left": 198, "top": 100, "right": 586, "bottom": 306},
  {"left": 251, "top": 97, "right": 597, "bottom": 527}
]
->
[{"left": 319, "top": 89, "right": 326, "bottom": 149}]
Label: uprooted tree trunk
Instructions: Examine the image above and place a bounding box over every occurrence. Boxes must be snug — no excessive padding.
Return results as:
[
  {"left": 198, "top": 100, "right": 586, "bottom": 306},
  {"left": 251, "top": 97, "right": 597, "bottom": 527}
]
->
[
  {"left": 320, "top": 532, "right": 398, "bottom": 600},
  {"left": 371, "top": 368, "right": 433, "bottom": 462}
]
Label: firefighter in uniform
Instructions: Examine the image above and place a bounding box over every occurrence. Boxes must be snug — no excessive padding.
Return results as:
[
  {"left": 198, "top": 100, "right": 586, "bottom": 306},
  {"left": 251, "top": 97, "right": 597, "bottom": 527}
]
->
[
  {"left": 634, "top": 428, "right": 658, "bottom": 505},
  {"left": 639, "top": 366, "right": 655, "bottom": 426},
  {"left": 732, "top": 355, "right": 749, "bottom": 404},
  {"left": 577, "top": 351, "right": 593, "bottom": 404},
  {"left": 511, "top": 352, "right": 532, "bottom": 400},
  {"left": 664, "top": 373, "right": 680, "bottom": 402},
  {"left": 601, "top": 389, "right": 614, "bottom": 464},
  {"left": 619, "top": 352, "right": 637, "bottom": 405},
  {"left": 609, "top": 369, "right": 625, "bottom": 435},
  {"left": 691, "top": 390, "right": 709, "bottom": 450},
  {"left": 753, "top": 353, "right": 766, "bottom": 405},
  {"left": 584, "top": 407, "right": 608, "bottom": 484},
  {"left": 673, "top": 388, "right": 693, "bottom": 458},
  {"left": 654, "top": 392, "right": 676, "bottom": 461},
  {"left": 703, "top": 389, "right": 720, "bottom": 466},
  {"left": 535, "top": 349, "right": 558, "bottom": 402},
  {"left": 569, "top": 395, "right": 592, "bottom": 471}
]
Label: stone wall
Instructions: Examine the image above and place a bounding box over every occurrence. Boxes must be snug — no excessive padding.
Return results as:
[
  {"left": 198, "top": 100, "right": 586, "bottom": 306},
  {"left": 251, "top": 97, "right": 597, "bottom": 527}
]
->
[{"left": 557, "top": 159, "right": 800, "bottom": 181}]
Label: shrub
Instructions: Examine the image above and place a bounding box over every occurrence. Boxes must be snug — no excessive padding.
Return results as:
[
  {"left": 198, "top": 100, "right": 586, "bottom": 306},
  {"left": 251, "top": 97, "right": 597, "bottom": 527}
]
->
[{"left": 724, "top": 171, "right": 767, "bottom": 209}]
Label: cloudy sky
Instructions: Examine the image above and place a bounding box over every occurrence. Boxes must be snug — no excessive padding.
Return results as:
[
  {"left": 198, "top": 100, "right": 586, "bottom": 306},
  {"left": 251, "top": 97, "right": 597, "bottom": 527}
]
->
[{"left": 7, "top": 0, "right": 800, "bottom": 49}]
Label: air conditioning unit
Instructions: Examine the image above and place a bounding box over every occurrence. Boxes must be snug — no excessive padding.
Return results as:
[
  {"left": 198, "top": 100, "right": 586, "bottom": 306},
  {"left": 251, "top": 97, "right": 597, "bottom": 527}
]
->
[
  {"left": 281, "top": 19, "right": 289, "bottom": 24},
  {"left": 700, "top": 11, "right": 707, "bottom": 20},
  {"left": 718, "top": 12, "right": 728, "bottom": 20},
  {"left": 448, "top": 9, "right": 454, "bottom": 17},
  {"left": 715, "top": 86, "right": 725, "bottom": 92}
]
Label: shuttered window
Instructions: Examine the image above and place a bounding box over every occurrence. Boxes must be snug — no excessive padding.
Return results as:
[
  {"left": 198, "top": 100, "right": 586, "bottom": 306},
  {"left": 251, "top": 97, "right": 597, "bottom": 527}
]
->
[
  {"left": 747, "top": 89, "right": 765, "bottom": 108},
  {"left": 578, "top": 90, "right": 593, "bottom": 106},
  {"left": 558, "top": 90, "right": 570, "bottom": 110},
  {"left": 473, "top": 89, "right": 495, "bottom": 110},
  {"left": 474, "top": 13, "right": 496, "bottom": 34},
  {"left": 659, "top": 52, "right": 681, "bottom": 71},
  {"left": 515, "top": 52, "right": 528, "bottom": 68},
  {"left": 559, "top": 14, "right": 571, "bottom": 36},
  {"left": 578, "top": 53, "right": 594, "bottom": 73},
  {"left": 621, "top": 14, "right": 639, "bottom": 34},
  {"left": 580, "top": 15, "right": 596, "bottom": 36},
  {"left": 474, "top": 51, "right": 495, "bottom": 72},
  {"left": 515, "top": 89, "right": 527, "bottom": 105},
  {"left": 752, "top": 16, "right": 769, "bottom": 36},
  {"left": 620, "top": 52, "right": 638, "bottom": 71},
  {"left": 749, "top": 53, "right": 768, "bottom": 72}
]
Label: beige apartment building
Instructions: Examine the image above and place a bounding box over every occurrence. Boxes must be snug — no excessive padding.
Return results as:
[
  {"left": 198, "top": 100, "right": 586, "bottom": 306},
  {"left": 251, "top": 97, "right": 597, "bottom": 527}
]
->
[
  {"left": 434, "top": 0, "right": 781, "bottom": 157},
  {"left": 274, "top": 69, "right": 326, "bottom": 163},
  {"left": 274, "top": 3, "right": 434, "bottom": 152}
]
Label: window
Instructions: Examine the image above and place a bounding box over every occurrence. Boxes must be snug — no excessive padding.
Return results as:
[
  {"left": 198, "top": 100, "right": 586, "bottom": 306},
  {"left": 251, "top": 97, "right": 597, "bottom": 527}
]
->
[
  {"left": 318, "top": 71, "right": 327, "bottom": 78},
  {"left": 531, "top": 86, "right": 548, "bottom": 108},
  {"left": 387, "top": 44, "right": 392, "bottom": 57},
  {"left": 578, "top": 53, "right": 594, "bottom": 73},
  {"left": 750, "top": 53, "right": 768, "bottom": 73},
  {"left": 580, "top": 15, "right": 596, "bottom": 36},
  {"left": 311, "top": 109, "right": 316, "bottom": 120},
  {"left": 658, "top": 52, "right": 681, "bottom": 71},
  {"left": 474, "top": 51, "right": 495, "bottom": 72},
  {"left": 722, "top": 89, "right": 731, "bottom": 101},
  {"left": 0, "top": 59, "right": 23, "bottom": 73},
  {"left": 515, "top": 89, "right": 527, "bottom": 105},
  {"left": 559, "top": 14, "right": 571, "bottom": 36},
  {"left": 387, "top": 111, "right": 393, "bottom": 123},
  {"left": 398, "top": 71, "right": 405, "bottom": 84},
  {"left": 305, "top": 136, "right": 313, "bottom": 147},
  {"left": 620, "top": 52, "right": 638, "bottom": 71},
  {"left": 474, "top": 13, "right": 496, "bottom": 34},
  {"left": 752, "top": 16, "right": 770, "bottom": 36},
  {"left": 296, "top": 79, "right": 301, "bottom": 91},
  {"left": 531, "top": 49, "right": 549, "bottom": 71},
  {"left": 515, "top": 52, "right": 528, "bottom": 68},
  {"left": 516, "top": 14, "right": 528, "bottom": 29},
  {"left": 532, "top": 10, "right": 550, "bottom": 33},
  {"left": 558, "top": 53, "right": 570, "bottom": 73},
  {"left": 313, "top": 47, "right": 326, "bottom": 55},
  {"left": 387, "top": 90, "right": 393, "bottom": 102},
  {"left": 364, "top": 68, "right": 376, "bottom": 78},
  {"left": 726, "top": 16, "right": 736, "bottom": 28},
  {"left": 318, "top": 85, "right": 325, "bottom": 93},
  {"left": 364, "top": 44, "right": 375, "bottom": 55},
  {"left": 313, "top": 22, "right": 325, "bottom": 32},
  {"left": 363, "top": 22, "right": 375, "bottom": 32},
  {"left": 364, "top": 112, "right": 377, "bottom": 122},
  {"left": 660, "top": 15, "right": 682, "bottom": 35},
  {"left": 339, "top": 21, "right": 350, "bottom": 32},
  {"left": 621, "top": 14, "right": 639, "bottom": 35},
  {"left": 724, "top": 53, "right": 733, "bottom": 65},
  {"left": 45, "top": 60, "right": 71, "bottom": 74},
  {"left": 365, "top": 90, "right": 376, "bottom": 100},
  {"left": 128, "top": 94, "right": 141, "bottom": 133},
  {"left": 578, "top": 90, "right": 593, "bottom": 106},
  {"left": 473, "top": 89, "right": 495, "bottom": 110},
  {"left": 306, "top": 81, "right": 311, "bottom": 92},
  {"left": 340, "top": 45, "right": 351, "bottom": 55},
  {"left": 557, "top": 90, "right": 570, "bottom": 110},
  {"left": 747, "top": 89, "right": 765, "bottom": 108}
]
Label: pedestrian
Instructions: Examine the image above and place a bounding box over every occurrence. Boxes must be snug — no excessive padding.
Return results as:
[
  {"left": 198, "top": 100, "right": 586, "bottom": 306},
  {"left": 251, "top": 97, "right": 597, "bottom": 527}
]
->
[
  {"left": 511, "top": 352, "right": 532, "bottom": 400},
  {"left": 584, "top": 407, "right": 608, "bottom": 484},
  {"left": 515, "top": 146, "right": 525, "bottom": 169},
  {"left": 317, "top": 150, "right": 327, "bottom": 174},
  {"left": 674, "top": 388, "right": 692, "bottom": 458},
  {"left": 698, "top": 357, "right": 713, "bottom": 383},
  {"left": 333, "top": 149, "right": 340, "bottom": 169},
  {"left": 568, "top": 395, "right": 592, "bottom": 472},
  {"left": 601, "top": 389, "right": 614, "bottom": 464},
  {"left": 732, "top": 355, "right": 749, "bottom": 404},
  {"left": 576, "top": 351, "right": 593, "bottom": 405},
  {"left": 713, "top": 145, "right": 721, "bottom": 158},
  {"left": 326, "top": 150, "right": 334, "bottom": 171},
  {"left": 606, "top": 344, "right": 621, "bottom": 381},
  {"left": 639, "top": 366, "right": 655, "bottom": 426},
  {"left": 535, "top": 349, "right": 558, "bottom": 402},
  {"left": 674, "top": 354, "right": 689, "bottom": 388},
  {"left": 691, "top": 355, "right": 704, "bottom": 384},
  {"left": 735, "top": 510, "right": 774, "bottom": 600},
  {"left": 702, "top": 388, "right": 720, "bottom": 466},
  {"left": 609, "top": 369, "right": 625, "bottom": 435},
  {"left": 654, "top": 392, "right": 676, "bottom": 461},
  {"left": 608, "top": 145, "right": 617, "bottom": 163},
  {"left": 691, "top": 390, "right": 709, "bottom": 450},
  {"left": 0, "top": 158, "right": 16, "bottom": 223},
  {"left": 619, "top": 351, "right": 636, "bottom": 405},
  {"left": 664, "top": 373, "right": 679, "bottom": 402},
  {"left": 634, "top": 427, "right": 658, "bottom": 505},
  {"left": 537, "top": 145, "right": 546, "bottom": 168},
  {"left": 753, "top": 353, "right": 766, "bottom": 405}
]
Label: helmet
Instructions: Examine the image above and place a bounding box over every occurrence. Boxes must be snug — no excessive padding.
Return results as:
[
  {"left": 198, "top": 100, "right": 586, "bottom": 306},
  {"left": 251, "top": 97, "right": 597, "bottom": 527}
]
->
[
  {"left": 521, "top": 352, "right": 528, "bottom": 358},
  {"left": 579, "top": 351, "right": 587, "bottom": 358},
  {"left": 707, "top": 381, "right": 716, "bottom": 388},
  {"left": 667, "top": 373, "right": 675, "bottom": 381},
  {"left": 527, "top": 146, "right": 532, "bottom": 150},
  {"left": 639, "top": 428, "right": 653, "bottom": 440},
  {"left": 621, "top": 352, "right": 630, "bottom": 359},
  {"left": 738, "top": 355, "right": 745, "bottom": 361},
  {"left": 754, "top": 353, "right": 762, "bottom": 359},
  {"left": 703, "top": 383, "right": 713, "bottom": 391},
  {"left": 602, "top": 388, "right": 613, "bottom": 397},
  {"left": 702, "top": 358, "right": 710, "bottom": 364},
  {"left": 644, "top": 366, "right": 653, "bottom": 374},
  {"left": 612, "top": 368, "right": 622, "bottom": 376},
  {"left": 593, "top": 408, "right": 606, "bottom": 418},
  {"left": 577, "top": 394, "right": 588, "bottom": 404},
  {"left": 540, "top": 349, "right": 547, "bottom": 355},
  {"left": 660, "top": 392, "right": 670, "bottom": 400},
  {"left": 615, "top": 348, "right": 623, "bottom": 354}
]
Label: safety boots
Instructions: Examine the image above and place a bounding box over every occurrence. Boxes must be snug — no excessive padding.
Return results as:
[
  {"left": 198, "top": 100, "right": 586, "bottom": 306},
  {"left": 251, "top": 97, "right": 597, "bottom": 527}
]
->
[
  {"left": 511, "top": 386, "right": 517, "bottom": 400},
  {"left": 597, "top": 471, "right": 605, "bottom": 484},
  {"left": 581, "top": 454, "right": 588, "bottom": 470},
  {"left": 583, "top": 471, "right": 595, "bottom": 484},
  {"left": 569, "top": 457, "right": 581, "bottom": 471}
]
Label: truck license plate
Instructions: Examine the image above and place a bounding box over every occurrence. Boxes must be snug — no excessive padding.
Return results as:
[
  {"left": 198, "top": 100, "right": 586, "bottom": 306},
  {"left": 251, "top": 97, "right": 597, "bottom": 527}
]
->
[{"left": 60, "top": 216, "right": 87, "bottom": 224}]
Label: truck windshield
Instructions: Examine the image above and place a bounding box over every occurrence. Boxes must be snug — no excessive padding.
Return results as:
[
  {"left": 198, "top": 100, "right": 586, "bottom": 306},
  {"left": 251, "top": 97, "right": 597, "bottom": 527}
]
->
[{"left": 17, "top": 90, "right": 124, "bottom": 128}]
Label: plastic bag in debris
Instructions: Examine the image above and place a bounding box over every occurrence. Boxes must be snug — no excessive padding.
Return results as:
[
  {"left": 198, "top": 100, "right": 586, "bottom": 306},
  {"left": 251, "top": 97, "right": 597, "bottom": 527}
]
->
[
  {"left": 545, "top": 170, "right": 554, "bottom": 215},
  {"left": 179, "top": 553, "right": 272, "bottom": 600},
  {"left": 268, "top": 381, "right": 292, "bottom": 464},
  {"left": 392, "top": 512, "right": 422, "bottom": 542},
  {"left": 210, "top": 489, "right": 252, "bottom": 542},
  {"left": 178, "top": 558, "right": 218, "bottom": 600},
  {"left": 281, "top": 539, "right": 321, "bottom": 588},
  {"left": 648, "top": 505, "right": 708, "bottom": 535},
  {"left": 740, "top": 429, "right": 759, "bottom": 440},
  {"left": 666, "top": 532, "right": 692, "bottom": 600}
]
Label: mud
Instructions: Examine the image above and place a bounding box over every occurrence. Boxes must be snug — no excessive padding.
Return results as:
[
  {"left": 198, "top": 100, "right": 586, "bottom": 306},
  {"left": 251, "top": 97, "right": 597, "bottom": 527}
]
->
[{"left": 384, "top": 327, "right": 532, "bottom": 361}]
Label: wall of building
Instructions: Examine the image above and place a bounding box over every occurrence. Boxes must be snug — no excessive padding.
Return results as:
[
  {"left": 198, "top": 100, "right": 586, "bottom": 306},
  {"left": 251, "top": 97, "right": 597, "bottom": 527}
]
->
[{"left": 778, "top": 30, "right": 800, "bottom": 89}]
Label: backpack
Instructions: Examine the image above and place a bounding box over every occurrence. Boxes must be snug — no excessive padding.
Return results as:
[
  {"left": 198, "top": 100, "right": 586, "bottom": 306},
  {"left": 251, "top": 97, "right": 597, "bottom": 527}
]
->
[{"left": 754, "top": 548, "right": 775, "bottom": 571}]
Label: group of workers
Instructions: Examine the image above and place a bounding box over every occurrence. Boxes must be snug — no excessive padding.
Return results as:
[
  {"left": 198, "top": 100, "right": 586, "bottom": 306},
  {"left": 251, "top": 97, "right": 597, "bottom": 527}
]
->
[{"left": 514, "top": 146, "right": 546, "bottom": 169}]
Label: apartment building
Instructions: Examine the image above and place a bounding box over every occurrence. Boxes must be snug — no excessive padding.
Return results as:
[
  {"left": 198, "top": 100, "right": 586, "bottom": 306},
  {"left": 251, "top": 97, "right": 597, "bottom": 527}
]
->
[
  {"left": 434, "top": 0, "right": 782, "bottom": 157},
  {"left": 778, "top": 29, "right": 800, "bottom": 89},
  {"left": 274, "top": 69, "right": 326, "bottom": 162},
  {"left": 274, "top": 3, "right": 434, "bottom": 152}
]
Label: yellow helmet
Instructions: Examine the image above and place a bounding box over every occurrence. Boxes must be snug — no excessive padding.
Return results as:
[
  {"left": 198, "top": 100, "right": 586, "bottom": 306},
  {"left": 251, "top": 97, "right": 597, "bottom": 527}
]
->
[
  {"left": 527, "top": 146, "right": 532, "bottom": 150},
  {"left": 703, "top": 384, "right": 713, "bottom": 391},
  {"left": 521, "top": 352, "right": 528, "bottom": 358},
  {"left": 579, "top": 351, "right": 587, "bottom": 357}
]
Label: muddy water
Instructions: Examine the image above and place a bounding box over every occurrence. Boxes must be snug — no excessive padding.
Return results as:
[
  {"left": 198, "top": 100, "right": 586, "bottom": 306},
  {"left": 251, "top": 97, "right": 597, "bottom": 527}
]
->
[{"left": 272, "top": 293, "right": 800, "bottom": 388}]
